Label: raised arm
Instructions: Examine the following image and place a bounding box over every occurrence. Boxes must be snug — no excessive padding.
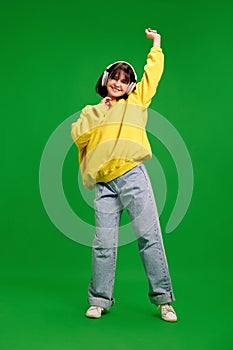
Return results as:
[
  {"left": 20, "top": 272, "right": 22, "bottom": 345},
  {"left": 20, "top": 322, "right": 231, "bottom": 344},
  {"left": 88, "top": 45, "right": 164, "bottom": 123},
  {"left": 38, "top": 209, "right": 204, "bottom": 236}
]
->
[{"left": 129, "top": 28, "right": 164, "bottom": 107}]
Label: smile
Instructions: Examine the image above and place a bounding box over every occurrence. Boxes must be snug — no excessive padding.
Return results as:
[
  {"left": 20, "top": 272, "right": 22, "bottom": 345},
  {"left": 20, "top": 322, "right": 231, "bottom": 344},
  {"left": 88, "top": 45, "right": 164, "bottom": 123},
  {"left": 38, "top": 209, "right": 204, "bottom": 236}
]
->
[{"left": 111, "top": 86, "right": 121, "bottom": 92}]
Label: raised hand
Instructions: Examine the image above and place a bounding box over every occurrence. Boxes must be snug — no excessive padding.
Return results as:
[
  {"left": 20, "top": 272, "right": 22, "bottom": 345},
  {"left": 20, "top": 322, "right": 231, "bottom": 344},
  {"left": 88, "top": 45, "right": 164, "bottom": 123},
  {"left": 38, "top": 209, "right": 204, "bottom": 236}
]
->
[{"left": 145, "top": 28, "right": 161, "bottom": 48}]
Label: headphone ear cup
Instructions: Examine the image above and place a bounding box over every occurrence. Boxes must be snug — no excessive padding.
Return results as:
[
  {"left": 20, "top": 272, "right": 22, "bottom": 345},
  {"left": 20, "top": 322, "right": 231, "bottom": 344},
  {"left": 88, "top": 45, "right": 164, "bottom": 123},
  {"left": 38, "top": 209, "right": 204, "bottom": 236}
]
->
[
  {"left": 101, "top": 71, "right": 109, "bottom": 87},
  {"left": 126, "top": 82, "right": 136, "bottom": 94}
]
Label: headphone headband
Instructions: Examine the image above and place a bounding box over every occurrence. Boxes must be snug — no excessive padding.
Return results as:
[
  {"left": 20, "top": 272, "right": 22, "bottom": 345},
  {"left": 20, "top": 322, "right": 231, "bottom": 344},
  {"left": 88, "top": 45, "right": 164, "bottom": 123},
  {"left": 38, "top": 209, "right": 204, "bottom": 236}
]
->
[{"left": 101, "top": 60, "right": 137, "bottom": 95}]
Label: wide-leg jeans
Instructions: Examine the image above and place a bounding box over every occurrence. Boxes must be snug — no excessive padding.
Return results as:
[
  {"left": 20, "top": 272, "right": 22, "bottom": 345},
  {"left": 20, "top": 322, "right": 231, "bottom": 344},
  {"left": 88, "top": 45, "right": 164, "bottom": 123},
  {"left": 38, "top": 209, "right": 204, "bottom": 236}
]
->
[{"left": 88, "top": 163, "right": 175, "bottom": 310}]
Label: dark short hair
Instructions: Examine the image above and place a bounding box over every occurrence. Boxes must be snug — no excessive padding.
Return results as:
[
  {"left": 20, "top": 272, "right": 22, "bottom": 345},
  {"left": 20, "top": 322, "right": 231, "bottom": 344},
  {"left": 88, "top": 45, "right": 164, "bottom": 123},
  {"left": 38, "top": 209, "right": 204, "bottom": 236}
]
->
[{"left": 96, "top": 62, "right": 136, "bottom": 99}]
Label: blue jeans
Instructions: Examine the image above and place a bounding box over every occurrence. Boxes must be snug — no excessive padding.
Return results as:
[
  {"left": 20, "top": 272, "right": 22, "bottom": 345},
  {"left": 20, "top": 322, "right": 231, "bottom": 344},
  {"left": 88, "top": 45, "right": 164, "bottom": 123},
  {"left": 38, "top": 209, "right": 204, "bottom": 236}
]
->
[{"left": 88, "top": 164, "right": 175, "bottom": 309}]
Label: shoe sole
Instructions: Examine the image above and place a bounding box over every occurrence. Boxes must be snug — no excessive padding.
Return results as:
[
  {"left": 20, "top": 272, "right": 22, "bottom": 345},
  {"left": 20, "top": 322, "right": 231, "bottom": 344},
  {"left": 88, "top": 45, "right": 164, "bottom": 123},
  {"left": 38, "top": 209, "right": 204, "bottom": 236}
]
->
[
  {"left": 85, "top": 312, "right": 102, "bottom": 319},
  {"left": 161, "top": 316, "right": 177, "bottom": 322}
]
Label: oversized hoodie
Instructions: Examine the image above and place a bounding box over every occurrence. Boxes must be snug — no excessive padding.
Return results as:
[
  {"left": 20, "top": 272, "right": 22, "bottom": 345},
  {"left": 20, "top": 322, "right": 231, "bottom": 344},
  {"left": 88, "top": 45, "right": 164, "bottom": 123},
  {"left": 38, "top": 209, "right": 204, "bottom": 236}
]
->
[{"left": 71, "top": 46, "right": 164, "bottom": 189}]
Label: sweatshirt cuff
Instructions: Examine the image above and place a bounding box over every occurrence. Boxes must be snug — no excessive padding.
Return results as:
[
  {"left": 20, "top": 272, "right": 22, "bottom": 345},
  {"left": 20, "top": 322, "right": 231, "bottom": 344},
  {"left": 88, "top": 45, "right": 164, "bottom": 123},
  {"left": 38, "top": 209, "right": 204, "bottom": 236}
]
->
[
  {"left": 97, "top": 103, "right": 108, "bottom": 112},
  {"left": 150, "top": 46, "right": 162, "bottom": 53}
]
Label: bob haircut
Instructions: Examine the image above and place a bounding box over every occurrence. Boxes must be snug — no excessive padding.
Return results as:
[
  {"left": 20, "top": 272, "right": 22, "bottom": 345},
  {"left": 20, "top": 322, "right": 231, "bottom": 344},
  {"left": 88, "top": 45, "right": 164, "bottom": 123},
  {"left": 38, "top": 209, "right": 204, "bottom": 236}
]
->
[{"left": 96, "top": 62, "right": 137, "bottom": 99}]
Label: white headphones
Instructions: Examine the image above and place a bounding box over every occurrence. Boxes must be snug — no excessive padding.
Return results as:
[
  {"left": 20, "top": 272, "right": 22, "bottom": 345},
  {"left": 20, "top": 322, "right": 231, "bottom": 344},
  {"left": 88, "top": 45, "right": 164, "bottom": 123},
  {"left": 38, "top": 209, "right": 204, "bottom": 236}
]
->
[{"left": 101, "top": 61, "right": 137, "bottom": 95}]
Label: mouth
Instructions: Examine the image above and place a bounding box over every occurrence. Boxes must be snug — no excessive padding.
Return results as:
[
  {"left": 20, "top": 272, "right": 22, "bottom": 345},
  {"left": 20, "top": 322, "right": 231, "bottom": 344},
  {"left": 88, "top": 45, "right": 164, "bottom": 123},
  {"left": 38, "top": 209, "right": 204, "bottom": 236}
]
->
[{"left": 111, "top": 86, "right": 122, "bottom": 93}]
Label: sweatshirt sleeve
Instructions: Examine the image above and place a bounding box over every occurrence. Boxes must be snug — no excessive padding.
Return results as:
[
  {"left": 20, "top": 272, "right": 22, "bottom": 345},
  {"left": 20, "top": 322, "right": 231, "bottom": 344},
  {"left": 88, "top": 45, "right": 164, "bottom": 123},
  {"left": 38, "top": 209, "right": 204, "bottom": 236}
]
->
[
  {"left": 129, "top": 47, "right": 164, "bottom": 108},
  {"left": 71, "top": 103, "right": 107, "bottom": 149}
]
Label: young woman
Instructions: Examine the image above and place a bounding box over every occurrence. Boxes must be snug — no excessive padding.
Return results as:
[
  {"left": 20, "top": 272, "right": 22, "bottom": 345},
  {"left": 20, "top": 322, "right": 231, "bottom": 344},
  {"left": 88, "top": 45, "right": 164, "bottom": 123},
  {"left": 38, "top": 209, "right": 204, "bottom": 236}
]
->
[{"left": 71, "top": 28, "right": 177, "bottom": 322}]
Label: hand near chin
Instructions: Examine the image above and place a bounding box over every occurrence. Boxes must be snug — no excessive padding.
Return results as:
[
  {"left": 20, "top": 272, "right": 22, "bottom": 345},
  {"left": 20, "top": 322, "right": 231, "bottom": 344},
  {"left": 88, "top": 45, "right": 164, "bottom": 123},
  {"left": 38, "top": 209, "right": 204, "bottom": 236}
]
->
[{"left": 100, "top": 97, "right": 113, "bottom": 110}]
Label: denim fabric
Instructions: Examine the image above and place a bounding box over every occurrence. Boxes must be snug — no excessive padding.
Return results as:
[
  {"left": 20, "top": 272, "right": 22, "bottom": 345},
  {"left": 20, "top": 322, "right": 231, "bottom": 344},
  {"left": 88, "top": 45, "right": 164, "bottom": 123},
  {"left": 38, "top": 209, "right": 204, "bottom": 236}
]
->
[{"left": 88, "top": 163, "right": 175, "bottom": 310}]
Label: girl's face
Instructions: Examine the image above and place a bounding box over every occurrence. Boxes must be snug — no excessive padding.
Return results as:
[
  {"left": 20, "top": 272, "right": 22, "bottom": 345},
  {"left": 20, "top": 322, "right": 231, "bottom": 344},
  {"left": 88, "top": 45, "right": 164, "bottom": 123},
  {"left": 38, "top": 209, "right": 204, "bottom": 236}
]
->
[{"left": 106, "top": 70, "right": 130, "bottom": 100}]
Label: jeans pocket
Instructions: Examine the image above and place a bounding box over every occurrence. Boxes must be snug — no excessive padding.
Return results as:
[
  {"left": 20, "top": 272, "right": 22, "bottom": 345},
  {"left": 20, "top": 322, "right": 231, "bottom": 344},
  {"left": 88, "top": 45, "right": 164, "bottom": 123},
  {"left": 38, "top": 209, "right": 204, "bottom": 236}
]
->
[
  {"left": 137, "top": 164, "right": 149, "bottom": 185},
  {"left": 95, "top": 182, "right": 104, "bottom": 197}
]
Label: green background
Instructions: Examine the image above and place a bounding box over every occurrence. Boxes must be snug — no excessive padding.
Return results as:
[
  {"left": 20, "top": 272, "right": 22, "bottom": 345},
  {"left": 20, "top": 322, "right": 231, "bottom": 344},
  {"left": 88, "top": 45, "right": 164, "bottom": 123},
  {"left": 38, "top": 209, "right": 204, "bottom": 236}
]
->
[{"left": 1, "top": 0, "right": 233, "bottom": 349}]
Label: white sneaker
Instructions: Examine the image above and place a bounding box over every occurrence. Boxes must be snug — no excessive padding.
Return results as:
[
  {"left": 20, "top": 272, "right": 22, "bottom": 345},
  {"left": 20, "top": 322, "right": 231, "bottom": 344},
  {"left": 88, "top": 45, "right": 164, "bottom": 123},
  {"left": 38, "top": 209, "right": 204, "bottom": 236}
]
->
[
  {"left": 158, "top": 304, "right": 177, "bottom": 322},
  {"left": 86, "top": 306, "right": 104, "bottom": 319}
]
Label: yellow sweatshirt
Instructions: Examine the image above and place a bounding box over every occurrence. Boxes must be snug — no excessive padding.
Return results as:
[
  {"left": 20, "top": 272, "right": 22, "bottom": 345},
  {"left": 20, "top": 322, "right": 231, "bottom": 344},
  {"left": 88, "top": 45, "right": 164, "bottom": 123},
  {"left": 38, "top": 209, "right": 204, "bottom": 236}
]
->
[{"left": 71, "top": 47, "right": 164, "bottom": 190}]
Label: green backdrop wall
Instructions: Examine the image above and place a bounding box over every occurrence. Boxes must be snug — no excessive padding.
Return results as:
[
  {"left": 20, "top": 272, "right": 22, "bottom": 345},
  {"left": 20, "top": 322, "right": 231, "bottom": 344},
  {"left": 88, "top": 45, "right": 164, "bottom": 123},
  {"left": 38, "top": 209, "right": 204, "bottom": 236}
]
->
[{"left": 1, "top": 0, "right": 233, "bottom": 349}]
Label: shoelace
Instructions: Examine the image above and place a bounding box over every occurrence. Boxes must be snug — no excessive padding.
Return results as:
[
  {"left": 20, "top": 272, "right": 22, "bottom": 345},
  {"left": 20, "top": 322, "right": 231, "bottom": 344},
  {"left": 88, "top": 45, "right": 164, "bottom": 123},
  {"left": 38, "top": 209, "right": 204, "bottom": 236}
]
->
[
  {"left": 89, "top": 306, "right": 102, "bottom": 312},
  {"left": 161, "top": 304, "right": 175, "bottom": 314}
]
